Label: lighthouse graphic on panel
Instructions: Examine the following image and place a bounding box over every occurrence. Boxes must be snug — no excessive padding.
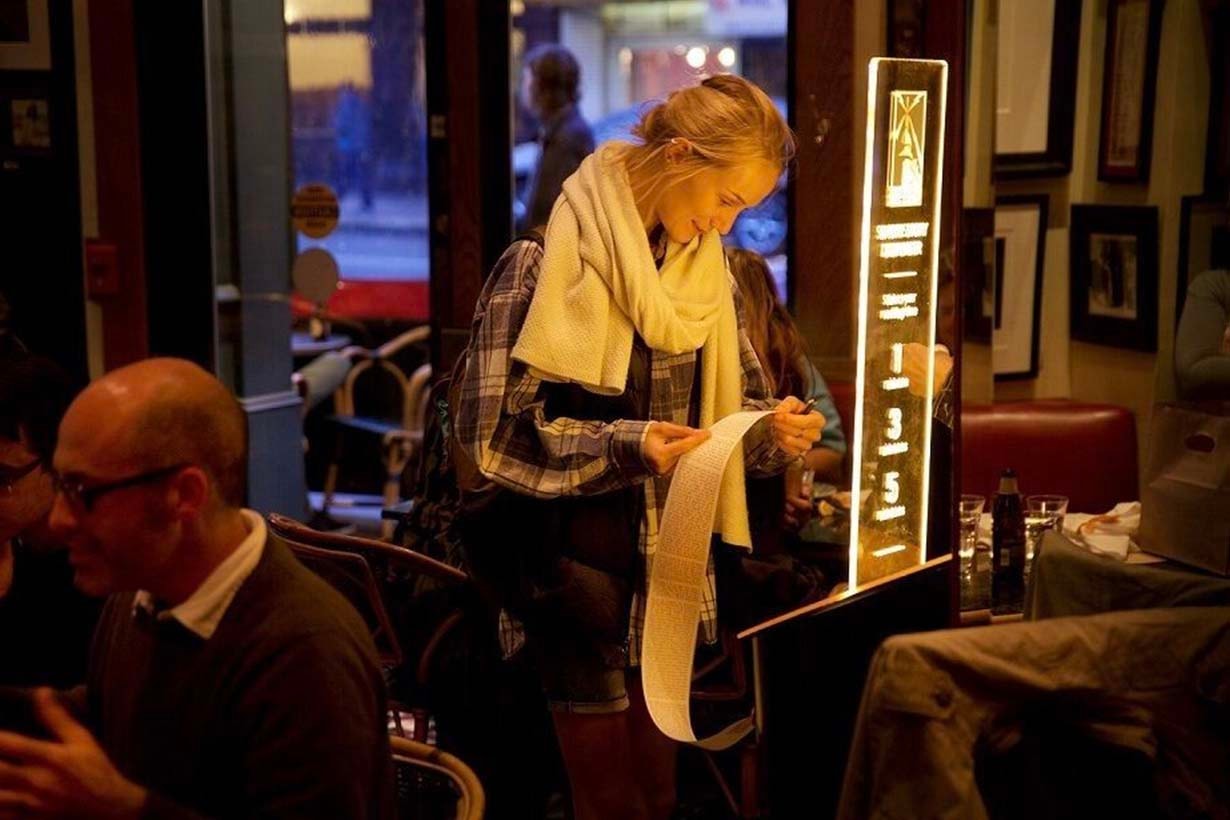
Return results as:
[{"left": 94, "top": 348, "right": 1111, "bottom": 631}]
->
[{"left": 886, "top": 90, "right": 926, "bottom": 208}]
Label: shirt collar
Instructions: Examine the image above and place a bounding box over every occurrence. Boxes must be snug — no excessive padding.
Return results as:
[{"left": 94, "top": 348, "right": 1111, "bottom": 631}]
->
[{"left": 132, "top": 509, "right": 266, "bottom": 640}]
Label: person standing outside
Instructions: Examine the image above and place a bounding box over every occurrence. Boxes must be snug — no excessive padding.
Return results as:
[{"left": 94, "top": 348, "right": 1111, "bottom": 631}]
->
[
  {"left": 333, "top": 81, "right": 374, "bottom": 211},
  {"left": 518, "top": 44, "right": 594, "bottom": 232}
]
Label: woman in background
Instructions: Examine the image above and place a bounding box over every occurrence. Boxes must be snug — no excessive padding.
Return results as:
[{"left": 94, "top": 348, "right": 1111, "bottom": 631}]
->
[
  {"left": 1175, "top": 268, "right": 1230, "bottom": 400},
  {"left": 727, "top": 248, "right": 846, "bottom": 533}
]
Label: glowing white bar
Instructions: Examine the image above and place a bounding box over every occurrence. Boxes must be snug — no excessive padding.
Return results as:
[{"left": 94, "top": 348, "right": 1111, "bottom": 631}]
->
[
  {"left": 848, "top": 57, "right": 880, "bottom": 590},
  {"left": 890, "top": 343, "right": 904, "bottom": 373},
  {"left": 882, "top": 376, "right": 909, "bottom": 390},
  {"left": 872, "top": 544, "right": 908, "bottom": 558},
  {"left": 918, "top": 62, "right": 948, "bottom": 571},
  {"left": 874, "top": 505, "right": 906, "bottom": 522},
  {"left": 874, "top": 222, "right": 930, "bottom": 240},
  {"left": 878, "top": 441, "right": 909, "bottom": 457},
  {"left": 878, "top": 240, "right": 924, "bottom": 259},
  {"left": 883, "top": 270, "right": 918, "bottom": 279}
]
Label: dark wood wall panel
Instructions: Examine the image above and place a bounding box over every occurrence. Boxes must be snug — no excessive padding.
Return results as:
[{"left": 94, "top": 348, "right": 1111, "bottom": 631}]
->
[
  {"left": 426, "top": 0, "right": 511, "bottom": 375},
  {"left": 88, "top": 0, "right": 149, "bottom": 369},
  {"left": 789, "top": 1, "right": 857, "bottom": 381}
]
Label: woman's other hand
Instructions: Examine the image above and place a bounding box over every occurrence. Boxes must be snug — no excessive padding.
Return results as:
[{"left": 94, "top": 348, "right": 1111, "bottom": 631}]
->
[
  {"left": 771, "top": 397, "right": 825, "bottom": 457},
  {"left": 643, "top": 422, "right": 711, "bottom": 475}
]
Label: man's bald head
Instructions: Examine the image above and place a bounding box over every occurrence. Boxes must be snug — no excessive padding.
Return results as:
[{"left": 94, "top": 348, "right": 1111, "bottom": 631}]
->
[{"left": 61, "top": 358, "right": 248, "bottom": 507}]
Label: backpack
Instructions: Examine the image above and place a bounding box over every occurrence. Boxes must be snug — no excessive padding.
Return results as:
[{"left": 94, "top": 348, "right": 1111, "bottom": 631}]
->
[{"left": 397, "top": 231, "right": 545, "bottom": 565}]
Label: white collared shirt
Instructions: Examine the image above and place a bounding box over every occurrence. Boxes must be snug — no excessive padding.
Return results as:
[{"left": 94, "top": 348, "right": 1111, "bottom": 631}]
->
[{"left": 132, "top": 509, "right": 266, "bottom": 640}]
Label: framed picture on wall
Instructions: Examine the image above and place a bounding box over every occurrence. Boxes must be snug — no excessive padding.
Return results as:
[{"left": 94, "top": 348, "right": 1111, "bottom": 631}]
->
[
  {"left": 961, "top": 207, "right": 995, "bottom": 344},
  {"left": 1097, "top": 0, "right": 1164, "bottom": 182},
  {"left": 1070, "top": 204, "right": 1159, "bottom": 352},
  {"left": 993, "top": 0, "right": 1082, "bottom": 179},
  {"left": 0, "top": 0, "right": 51, "bottom": 70},
  {"left": 1176, "top": 195, "right": 1230, "bottom": 328},
  {"left": 993, "top": 195, "right": 1048, "bottom": 380}
]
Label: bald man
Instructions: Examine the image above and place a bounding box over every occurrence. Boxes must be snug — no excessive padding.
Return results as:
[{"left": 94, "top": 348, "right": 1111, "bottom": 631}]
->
[{"left": 0, "top": 358, "right": 394, "bottom": 819}]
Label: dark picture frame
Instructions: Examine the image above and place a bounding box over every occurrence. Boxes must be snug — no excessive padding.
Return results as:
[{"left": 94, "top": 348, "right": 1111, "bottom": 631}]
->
[
  {"left": 993, "top": 195, "right": 1048, "bottom": 380},
  {"left": 1176, "top": 195, "right": 1230, "bottom": 328},
  {"left": 0, "top": 0, "right": 51, "bottom": 70},
  {"left": 1070, "top": 205, "right": 1159, "bottom": 352},
  {"left": 1097, "top": 0, "right": 1164, "bottom": 182},
  {"left": 961, "top": 207, "right": 994, "bottom": 344},
  {"left": 993, "top": 0, "right": 1082, "bottom": 180}
]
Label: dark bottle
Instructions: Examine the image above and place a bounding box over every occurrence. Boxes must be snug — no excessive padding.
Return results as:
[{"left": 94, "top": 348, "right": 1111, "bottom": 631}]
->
[{"left": 991, "top": 468, "right": 1026, "bottom": 613}]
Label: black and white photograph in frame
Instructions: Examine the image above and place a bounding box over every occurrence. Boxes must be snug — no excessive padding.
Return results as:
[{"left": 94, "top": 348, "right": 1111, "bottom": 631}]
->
[
  {"left": 993, "top": 195, "right": 1048, "bottom": 380},
  {"left": 1087, "top": 232, "right": 1139, "bottom": 320},
  {"left": 1070, "top": 204, "right": 1159, "bottom": 352}
]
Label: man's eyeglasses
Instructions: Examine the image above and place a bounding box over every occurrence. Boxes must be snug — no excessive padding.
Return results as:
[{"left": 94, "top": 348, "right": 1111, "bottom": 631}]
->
[
  {"left": 51, "top": 463, "right": 191, "bottom": 511},
  {"left": 0, "top": 459, "right": 41, "bottom": 495}
]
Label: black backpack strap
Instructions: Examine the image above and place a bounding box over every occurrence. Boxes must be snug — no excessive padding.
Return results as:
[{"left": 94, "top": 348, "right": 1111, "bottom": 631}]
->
[{"left": 514, "top": 228, "right": 545, "bottom": 248}]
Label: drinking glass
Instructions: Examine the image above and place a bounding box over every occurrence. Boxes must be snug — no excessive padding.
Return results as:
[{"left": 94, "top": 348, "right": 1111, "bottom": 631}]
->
[
  {"left": 1025, "top": 495, "right": 1069, "bottom": 561},
  {"left": 958, "top": 494, "right": 985, "bottom": 560}
]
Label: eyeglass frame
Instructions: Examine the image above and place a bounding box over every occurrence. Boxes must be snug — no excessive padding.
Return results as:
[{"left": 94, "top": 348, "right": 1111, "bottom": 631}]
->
[
  {"left": 0, "top": 459, "right": 42, "bottom": 495},
  {"left": 50, "top": 463, "right": 193, "bottom": 511}
]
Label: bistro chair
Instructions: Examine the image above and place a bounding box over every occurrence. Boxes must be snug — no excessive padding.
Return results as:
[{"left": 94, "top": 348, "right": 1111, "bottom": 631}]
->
[
  {"left": 320, "top": 326, "right": 433, "bottom": 537},
  {"left": 390, "top": 734, "right": 485, "bottom": 820},
  {"left": 267, "top": 512, "right": 469, "bottom": 742}
]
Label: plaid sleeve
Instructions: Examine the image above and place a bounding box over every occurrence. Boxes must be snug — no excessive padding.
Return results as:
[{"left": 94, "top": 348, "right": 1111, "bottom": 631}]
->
[
  {"left": 453, "top": 240, "right": 656, "bottom": 499},
  {"left": 730, "top": 275, "right": 793, "bottom": 477}
]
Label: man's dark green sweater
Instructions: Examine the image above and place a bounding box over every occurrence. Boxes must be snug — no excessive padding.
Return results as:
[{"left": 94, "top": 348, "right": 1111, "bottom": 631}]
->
[{"left": 84, "top": 536, "right": 395, "bottom": 819}]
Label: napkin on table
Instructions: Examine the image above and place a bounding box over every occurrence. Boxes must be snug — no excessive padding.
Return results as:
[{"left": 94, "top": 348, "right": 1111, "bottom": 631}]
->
[{"left": 1062, "top": 502, "right": 1141, "bottom": 561}]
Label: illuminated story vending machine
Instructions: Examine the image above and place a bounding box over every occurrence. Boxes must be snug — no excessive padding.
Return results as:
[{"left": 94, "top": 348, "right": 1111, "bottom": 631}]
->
[{"left": 849, "top": 58, "right": 948, "bottom": 589}]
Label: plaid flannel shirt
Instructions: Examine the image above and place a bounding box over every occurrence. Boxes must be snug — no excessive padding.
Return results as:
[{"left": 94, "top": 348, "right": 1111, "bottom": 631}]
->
[{"left": 454, "top": 237, "right": 793, "bottom": 664}]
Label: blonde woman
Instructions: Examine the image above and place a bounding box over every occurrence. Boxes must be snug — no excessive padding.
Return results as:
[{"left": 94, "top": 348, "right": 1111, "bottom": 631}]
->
[{"left": 455, "top": 75, "right": 823, "bottom": 820}]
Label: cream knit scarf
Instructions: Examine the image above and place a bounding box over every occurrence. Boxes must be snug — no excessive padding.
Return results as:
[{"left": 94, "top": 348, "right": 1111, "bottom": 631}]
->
[{"left": 512, "top": 142, "right": 752, "bottom": 547}]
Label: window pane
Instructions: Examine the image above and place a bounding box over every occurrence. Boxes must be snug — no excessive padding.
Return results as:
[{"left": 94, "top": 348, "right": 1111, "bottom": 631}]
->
[
  {"left": 511, "top": 0, "right": 788, "bottom": 295},
  {"left": 285, "top": 0, "right": 428, "bottom": 319}
]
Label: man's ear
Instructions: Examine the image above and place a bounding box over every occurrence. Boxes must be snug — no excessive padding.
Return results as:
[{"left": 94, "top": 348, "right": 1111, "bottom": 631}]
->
[{"left": 170, "top": 466, "right": 210, "bottom": 519}]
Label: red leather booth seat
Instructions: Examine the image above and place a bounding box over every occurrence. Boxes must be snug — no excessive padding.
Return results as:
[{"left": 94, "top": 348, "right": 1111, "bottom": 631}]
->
[{"left": 961, "top": 400, "right": 1138, "bottom": 514}]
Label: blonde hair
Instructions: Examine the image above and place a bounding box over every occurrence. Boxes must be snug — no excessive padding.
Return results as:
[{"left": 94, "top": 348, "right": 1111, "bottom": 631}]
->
[{"left": 619, "top": 74, "right": 796, "bottom": 208}]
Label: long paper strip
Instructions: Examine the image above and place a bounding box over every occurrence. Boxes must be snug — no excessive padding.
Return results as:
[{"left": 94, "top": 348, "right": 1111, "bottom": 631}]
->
[{"left": 641, "top": 409, "right": 773, "bottom": 750}]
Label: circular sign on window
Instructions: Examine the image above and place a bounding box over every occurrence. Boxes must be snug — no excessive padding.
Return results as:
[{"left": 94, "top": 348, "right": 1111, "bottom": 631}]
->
[
  {"left": 290, "top": 183, "right": 340, "bottom": 239},
  {"left": 292, "top": 247, "right": 340, "bottom": 305}
]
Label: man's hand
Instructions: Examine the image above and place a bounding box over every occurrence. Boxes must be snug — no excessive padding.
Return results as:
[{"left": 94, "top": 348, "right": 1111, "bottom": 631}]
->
[
  {"left": 771, "top": 397, "right": 825, "bottom": 457},
  {"left": 0, "top": 689, "right": 147, "bottom": 819},
  {"left": 643, "top": 422, "right": 711, "bottom": 476},
  {"left": 903, "top": 343, "right": 953, "bottom": 398}
]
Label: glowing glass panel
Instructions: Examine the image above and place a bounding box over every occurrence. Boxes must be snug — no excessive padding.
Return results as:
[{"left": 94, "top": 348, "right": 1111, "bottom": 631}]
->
[{"left": 850, "top": 58, "right": 948, "bottom": 589}]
